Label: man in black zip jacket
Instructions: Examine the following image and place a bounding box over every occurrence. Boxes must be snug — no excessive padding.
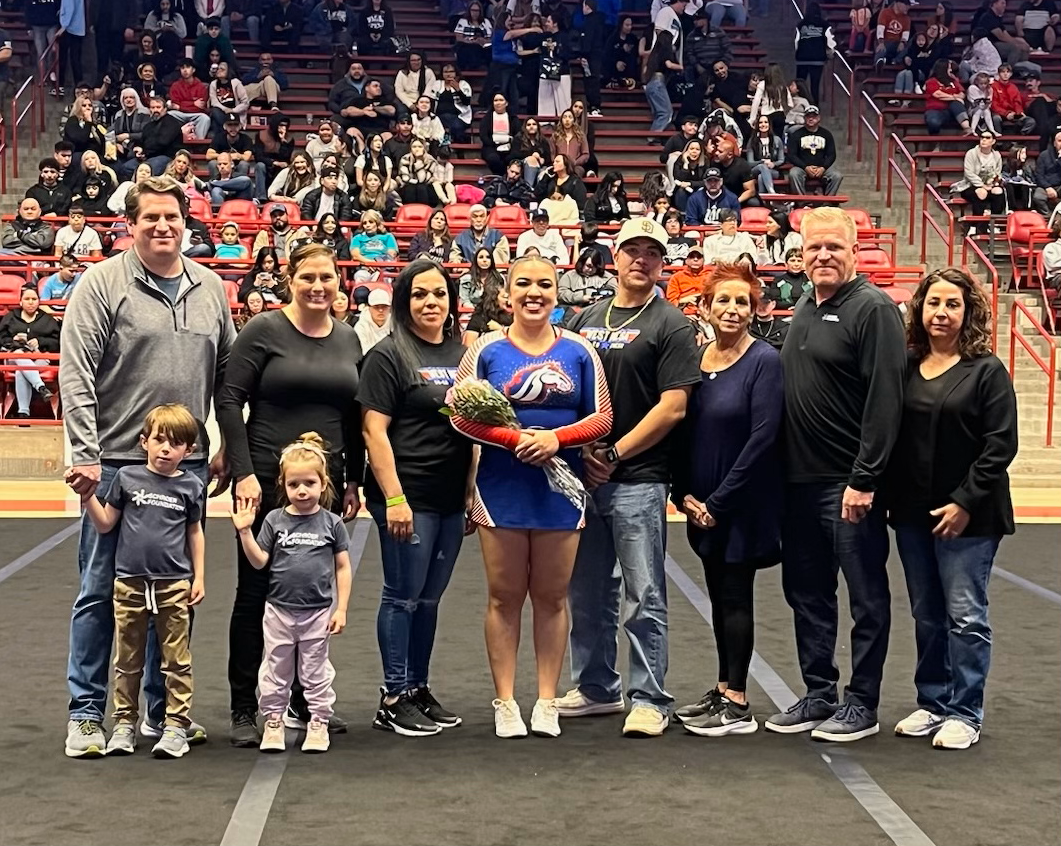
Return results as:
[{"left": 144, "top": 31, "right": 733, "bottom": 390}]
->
[
  {"left": 766, "top": 207, "right": 905, "bottom": 744},
  {"left": 25, "top": 157, "right": 72, "bottom": 216}
]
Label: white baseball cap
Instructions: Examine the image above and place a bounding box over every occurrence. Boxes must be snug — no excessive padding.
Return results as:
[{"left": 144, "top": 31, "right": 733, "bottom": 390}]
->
[{"left": 615, "top": 217, "right": 669, "bottom": 252}]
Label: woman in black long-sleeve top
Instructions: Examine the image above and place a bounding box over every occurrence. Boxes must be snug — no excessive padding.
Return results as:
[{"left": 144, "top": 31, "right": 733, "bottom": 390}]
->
[
  {"left": 534, "top": 153, "right": 587, "bottom": 208},
  {"left": 887, "top": 267, "right": 1017, "bottom": 752},
  {"left": 479, "top": 91, "right": 521, "bottom": 175},
  {"left": 217, "top": 241, "right": 365, "bottom": 746},
  {"left": 584, "top": 170, "right": 630, "bottom": 224},
  {"left": 0, "top": 286, "right": 61, "bottom": 418}
]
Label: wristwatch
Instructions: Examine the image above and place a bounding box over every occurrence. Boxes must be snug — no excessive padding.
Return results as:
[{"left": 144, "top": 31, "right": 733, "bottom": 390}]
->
[{"left": 605, "top": 445, "right": 621, "bottom": 465}]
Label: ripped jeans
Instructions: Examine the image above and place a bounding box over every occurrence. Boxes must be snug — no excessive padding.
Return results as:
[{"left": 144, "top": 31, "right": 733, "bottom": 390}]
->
[{"left": 369, "top": 502, "right": 465, "bottom": 695}]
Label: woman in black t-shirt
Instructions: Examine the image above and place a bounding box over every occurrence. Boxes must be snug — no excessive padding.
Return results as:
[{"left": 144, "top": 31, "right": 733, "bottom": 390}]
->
[
  {"left": 359, "top": 258, "right": 474, "bottom": 736},
  {"left": 217, "top": 241, "right": 365, "bottom": 746}
]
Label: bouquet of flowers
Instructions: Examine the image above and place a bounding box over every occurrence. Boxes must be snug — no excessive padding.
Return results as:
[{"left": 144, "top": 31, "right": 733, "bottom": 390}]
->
[{"left": 442, "top": 378, "right": 587, "bottom": 510}]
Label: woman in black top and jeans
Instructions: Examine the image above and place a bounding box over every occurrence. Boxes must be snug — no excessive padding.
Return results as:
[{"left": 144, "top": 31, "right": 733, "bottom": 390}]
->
[
  {"left": 359, "top": 259, "right": 475, "bottom": 736},
  {"left": 887, "top": 268, "right": 1017, "bottom": 751},
  {"left": 218, "top": 241, "right": 365, "bottom": 747}
]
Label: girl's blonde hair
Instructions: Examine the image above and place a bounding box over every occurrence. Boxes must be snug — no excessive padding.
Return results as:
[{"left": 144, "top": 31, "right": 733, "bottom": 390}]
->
[{"left": 278, "top": 431, "right": 336, "bottom": 509}]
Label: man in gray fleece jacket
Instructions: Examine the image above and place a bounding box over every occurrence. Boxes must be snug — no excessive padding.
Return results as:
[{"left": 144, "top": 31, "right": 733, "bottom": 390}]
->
[{"left": 59, "top": 176, "right": 236, "bottom": 759}]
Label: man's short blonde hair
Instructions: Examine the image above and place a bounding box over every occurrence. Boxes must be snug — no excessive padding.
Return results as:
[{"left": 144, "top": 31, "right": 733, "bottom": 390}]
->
[
  {"left": 125, "top": 175, "right": 189, "bottom": 223},
  {"left": 798, "top": 206, "right": 857, "bottom": 244}
]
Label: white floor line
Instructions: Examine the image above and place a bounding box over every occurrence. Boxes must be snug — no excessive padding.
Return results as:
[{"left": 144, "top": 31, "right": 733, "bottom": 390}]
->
[{"left": 0, "top": 521, "right": 80, "bottom": 584}]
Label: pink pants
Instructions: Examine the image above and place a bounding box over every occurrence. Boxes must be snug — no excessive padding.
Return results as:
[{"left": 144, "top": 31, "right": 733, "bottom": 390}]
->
[{"left": 258, "top": 602, "right": 336, "bottom": 721}]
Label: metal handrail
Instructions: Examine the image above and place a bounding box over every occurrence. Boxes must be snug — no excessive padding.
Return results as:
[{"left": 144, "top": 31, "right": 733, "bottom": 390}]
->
[
  {"left": 36, "top": 36, "right": 60, "bottom": 133},
  {"left": 921, "top": 182, "right": 954, "bottom": 265},
  {"left": 10, "top": 76, "right": 35, "bottom": 180},
  {"left": 1008, "top": 300, "right": 1057, "bottom": 447},
  {"left": 961, "top": 235, "right": 1000, "bottom": 352},
  {"left": 856, "top": 91, "right": 883, "bottom": 190},
  {"left": 886, "top": 133, "right": 916, "bottom": 245}
]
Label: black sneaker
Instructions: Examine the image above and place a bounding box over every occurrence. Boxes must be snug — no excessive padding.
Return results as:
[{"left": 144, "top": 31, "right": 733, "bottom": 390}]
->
[
  {"left": 229, "top": 710, "right": 261, "bottom": 747},
  {"left": 673, "top": 687, "right": 723, "bottom": 724},
  {"left": 764, "top": 696, "right": 838, "bottom": 734},
  {"left": 409, "top": 686, "right": 462, "bottom": 728},
  {"left": 372, "top": 689, "right": 442, "bottom": 737},
  {"left": 682, "top": 697, "right": 758, "bottom": 737},
  {"left": 36, "top": 385, "right": 53, "bottom": 401},
  {"left": 284, "top": 702, "right": 348, "bottom": 734},
  {"left": 810, "top": 701, "right": 879, "bottom": 743}
]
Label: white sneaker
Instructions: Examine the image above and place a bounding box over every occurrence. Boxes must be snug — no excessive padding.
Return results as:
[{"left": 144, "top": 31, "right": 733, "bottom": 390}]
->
[
  {"left": 553, "top": 688, "right": 625, "bottom": 717},
  {"left": 530, "top": 699, "right": 561, "bottom": 737},
  {"left": 932, "top": 718, "right": 980, "bottom": 749},
  {"left": 260, "top": 717, "right": 286, "bottom": 752},
  {"left": 301, "top": 717, "right": 330, "bottom": 753},
  {"left": 622, "top": 705, "right": 669, "bottom": 737},
  {"left": 492, "top": 698, "right": 528, "bottom": 738},
  {"left": 894, "top": 709, "right": 945, "bottom": 737}
]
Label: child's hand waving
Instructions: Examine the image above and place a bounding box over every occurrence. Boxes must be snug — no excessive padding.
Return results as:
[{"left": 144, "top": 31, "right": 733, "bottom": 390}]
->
[
  {"left": 231, "top": 502, "right": 257, "bottom": 532},
  {"left": 328, "top": 609, "right": 347, "bottom": 635}
]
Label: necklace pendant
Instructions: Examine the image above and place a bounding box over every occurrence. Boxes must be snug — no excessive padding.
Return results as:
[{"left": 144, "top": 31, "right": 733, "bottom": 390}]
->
[{"left": 708, "top": 372, "right": 717, "bottom": 380}]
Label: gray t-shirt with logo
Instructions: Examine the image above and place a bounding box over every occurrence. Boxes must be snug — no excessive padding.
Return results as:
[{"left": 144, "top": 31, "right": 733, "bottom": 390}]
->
[
  {"left": 104, "top": 464, "right": 205, "bottom": 579},
  {"left": 257, "top": 508, "right": 349, "bottom": 610}
]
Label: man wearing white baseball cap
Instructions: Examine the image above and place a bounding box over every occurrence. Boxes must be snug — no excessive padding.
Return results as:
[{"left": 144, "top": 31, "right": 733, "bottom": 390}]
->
[{"left": 560, "top": 217, "right": 700, "bottom": 737}]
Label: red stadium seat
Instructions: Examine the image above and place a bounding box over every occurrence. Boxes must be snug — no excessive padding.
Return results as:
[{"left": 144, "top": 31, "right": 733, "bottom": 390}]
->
[
  {"left": 394, "top": 204, "right": 435, "bottom": 228},
  {"left": 488, "top": 205, "right": 529, "bottom": 229},
  {"left": 445, "top": 203, "right": 473, "bottom": 229},
  {"left": 856, "top": 248, "right": 892, "bottom": 269},
  {"left": 112, "top": 236, "right": 133, "bottom": 252},
  {"left": 188, "top": 196, "right": 213, "bottom": 221},
  {"left": 260, "top": 200, "right": 300, "bottom": 222},
  {"left": 847, "top": 208, "right": 874, "bottom": 230},
  {"left": 788, "top": 207, "right": 808, "bottom": 231},
  {"left": 1006, "top": 211, "right": 1047, "bottom": 289},
  {"left": 883, "top": 286, "right": 913, "bottom": 305},
  {"left": 217, "top": 199, "right": 260, "bottom": 225},
  {"left": 223, "top": 280, "right": 240, "bottom": 305},
  {"left": 0, "top": 275, "right": 26, "bottom": 306},
  {"left": 739, "top": 207, "right": 771, "bottom": 227}
]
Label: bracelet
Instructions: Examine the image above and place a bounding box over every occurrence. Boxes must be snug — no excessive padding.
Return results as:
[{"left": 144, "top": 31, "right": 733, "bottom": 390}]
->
[{"left": 385, "top": 494, "right": 407, "bottom": 507}]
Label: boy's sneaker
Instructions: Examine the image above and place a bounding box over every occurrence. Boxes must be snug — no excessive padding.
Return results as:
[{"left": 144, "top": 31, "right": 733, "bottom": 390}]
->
[
  {"left": 372, "top": 689, "right": 442, "bottom": 737},
  {"left": 622, "top": 706, "right": 668, "bottom": 737},
  {"left": 106, "top": 723, "right": 137, "bottom": 756},
  {"left": 894, "top": 709, "right": 946, "bottom": 738},
  {"left": 141, "top": 717, "right": 207, "bottom": 745},
  {"left": 554, "top": 688, "right": 625, "bottom": 717},
  {"left": 260, "top": 718, "right": 286, "bottom": 752},
  {"left": 682, "top": 698, "right": 758, "bottom": 737},
  {"left": 530, "top": 699, "right": 561, "bottom": 737},
  {"left": 673, "top": 687, "right": 723, "bottom": 724},
  {"left": 811, "top": 701, "right": 879, "bottom": 742},
  {"left": 301, "top": 717, "right": 330, "bottom": 753},
  {"left": 151, "top": 726, "right": 190, "bottom": 758},
  {"left": 65, "top": 719, "right": 107, "bottom": 758},
  {"left": 230, "top": 710, "right": 261, "bottom": 747},
  {"left": 409, "top": 686, "right": 462, "bottom": 727},
  {"left": 492, "top": 698, "right": 528, "bottom": 739},
  {"left": 284, "top": 703, "right": 348, "bottom": 734},
  {"left": 764, "top": 696, "right": 839, "bottom": 734},
  {"left": 932, "top": 718, "right": 980, "bottom": 750}
]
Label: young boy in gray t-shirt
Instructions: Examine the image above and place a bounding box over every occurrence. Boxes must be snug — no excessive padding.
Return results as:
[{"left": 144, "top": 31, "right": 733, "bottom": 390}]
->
[{"left": 78, "top": 404, "right": 206, "bottom": 760}]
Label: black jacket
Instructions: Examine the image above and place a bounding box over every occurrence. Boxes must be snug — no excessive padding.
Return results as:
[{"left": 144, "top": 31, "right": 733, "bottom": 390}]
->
[
  {"left": 479, "top": 111, "right": 521, "bottom": 159},
  {"left": 0, "top": 309, "right": 62, "bottom": 353},
  {"left": 786, "top": 126, "right": 837, "bottom": 170},
  {"left": 185, "top": 216, "right": 215, "bottom": 257},
  {"left": 140, "top": 114, "right": 185, "bottom": 160},
  {"left": 534, "top": 173, "right": 587, "bottom": 208},
  {"left": 483, "top": 176, "right": 535, "bottom": 209},
  {"left": 887, "top": 354, "right": 1017, "bottom": 537},
  {"left": 301, "top": 187, "right": 354, "bottom": 222},
  {"left": 584, "top": 193, "right": 630, "bottom": 224},
  {"left": 685, "top": 25, "right": 733, "bottom": 74},
  {"left": 25, "top": 182, "right": 72, "bottom": 216}
]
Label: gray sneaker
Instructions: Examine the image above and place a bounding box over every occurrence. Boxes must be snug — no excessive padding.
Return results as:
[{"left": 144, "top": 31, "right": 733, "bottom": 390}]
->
[
  {"left": 65, "top": 719, "right": 107, "bottom": 758},
  {"left": 682, "top": 698, "right": 758, "bottom": 737},
  {"left": 811, "top": 701, "right": 880, "bottom": 743},
  {"left": 151, "top": 726, "right": 190, "bottom": 759},
  {"left": 141, "top": 717, "right": 208, "bottom": 745},
  {"left": 764, "top": 697, "right": 839, "bottom": 734},
  {"left": 107, "top": 723, "right": 137, "bottom": 756}
]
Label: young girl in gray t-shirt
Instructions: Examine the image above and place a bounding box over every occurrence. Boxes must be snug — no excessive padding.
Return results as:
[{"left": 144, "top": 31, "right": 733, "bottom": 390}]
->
[{"left": 232, "top": 432, "right": 353, "bottom": 754}]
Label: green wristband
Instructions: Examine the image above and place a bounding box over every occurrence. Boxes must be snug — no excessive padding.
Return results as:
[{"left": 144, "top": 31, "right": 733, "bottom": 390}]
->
[{"left": 386, "top": 494, "right": 407, "bottom": 507}]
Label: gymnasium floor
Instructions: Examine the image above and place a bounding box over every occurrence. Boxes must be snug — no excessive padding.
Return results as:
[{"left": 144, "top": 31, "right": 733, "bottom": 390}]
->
[{"left": 0, "top": 509, "right": 1058, "bottom": 846}]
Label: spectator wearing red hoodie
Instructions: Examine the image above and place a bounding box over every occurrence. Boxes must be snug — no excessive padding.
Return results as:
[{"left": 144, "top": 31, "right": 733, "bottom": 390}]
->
[
  {"left": 990, "top": 63, "right": 1036, "bottom": 134},
  {"left": 167, "top": 58, "right": 212, "bottom": 138}
]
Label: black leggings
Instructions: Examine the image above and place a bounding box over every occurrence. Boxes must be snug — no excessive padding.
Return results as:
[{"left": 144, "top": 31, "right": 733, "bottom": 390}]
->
[
  {"left": 961, "top": 185, "right": 1006, "bottom": 217},
  {"left": 701, "top": 552, "right": 758, "bottom": 693}
]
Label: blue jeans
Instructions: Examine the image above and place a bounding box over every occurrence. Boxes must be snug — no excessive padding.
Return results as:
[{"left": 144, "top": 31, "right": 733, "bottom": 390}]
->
[
  {"left": 118, "top": 156, "right": 171, "bottom": 179},
  {"left": 873, "top": 40, "right": 902, "bottom": 65},
  {"left": 369, "top": 503, "right": 465, "bottom": 695},
  {"left": 894, "top": 526, "right": 1000, "bottom": 728},
  {"left": 568, "top": 481, "right": 672, "bottom": 713},
  {"left": 895, "top": 69, "right": 915, "bottom": 95},
  {"left": 707, "top": 1, "right": 748, "bottom": 27},
  {"left": 924, "top": 102, "right": 968, "bottom": 135},
  {"left": 782, "top": 481, "right": 891, "bottom": 710},
  {"left": 210, "top": 175, "right": 255, "bottom": 205},
  {"left": 68, "top": 458, "right": 208, "bottom": 723},
  {"left": 12, "top": 358, "right": 46, "bottom": 413},
  {"left": 751, "top": 162, "right": 779, "bottom": 194},
  {"left": 644, "top": 74, "right": 673, "bottom": 134}
]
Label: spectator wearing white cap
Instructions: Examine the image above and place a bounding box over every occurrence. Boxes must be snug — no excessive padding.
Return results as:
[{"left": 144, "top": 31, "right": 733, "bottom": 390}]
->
[
  {"left": 354, "top": 286, "right": 392, "bottom": 352},
  {"left": 515, "top": 209, "right": 570, "bottom": 263}
]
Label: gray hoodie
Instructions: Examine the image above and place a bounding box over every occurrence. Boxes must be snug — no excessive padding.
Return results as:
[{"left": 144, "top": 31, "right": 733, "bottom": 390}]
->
[{"left": 59, "top": 249, "right": 236, "bottom": 464}]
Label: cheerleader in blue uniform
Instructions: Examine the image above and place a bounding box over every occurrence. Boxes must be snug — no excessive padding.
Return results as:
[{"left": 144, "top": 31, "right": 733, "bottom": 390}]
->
[{"left": 451, "top": 255, "right": 612, "bottom": 740}]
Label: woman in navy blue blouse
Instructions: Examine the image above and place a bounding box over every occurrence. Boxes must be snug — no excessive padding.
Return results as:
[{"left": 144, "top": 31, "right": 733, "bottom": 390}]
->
[{"left": 670, "top": 262, "right": 785, "bottom": 738}]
